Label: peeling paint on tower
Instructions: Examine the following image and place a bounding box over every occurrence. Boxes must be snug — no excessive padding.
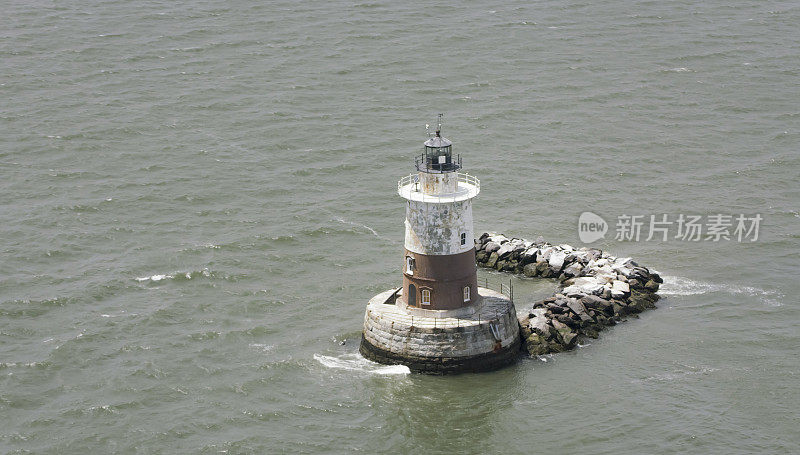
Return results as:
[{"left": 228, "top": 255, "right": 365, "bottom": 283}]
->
[{"left": 405, "top": 199, "right": 473, "bottom": 255}]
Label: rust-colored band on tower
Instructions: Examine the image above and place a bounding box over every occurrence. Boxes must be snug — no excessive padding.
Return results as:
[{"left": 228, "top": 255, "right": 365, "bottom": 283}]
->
[{"left": 402, "top": 247, "right": 479, "bottom": 310}]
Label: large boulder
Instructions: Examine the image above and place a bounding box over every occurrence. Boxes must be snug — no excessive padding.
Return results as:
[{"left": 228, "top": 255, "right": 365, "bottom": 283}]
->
[
  {"left": 484, "top": 241, "right": 501, "bottom": 253},
  {"left": 510, "top": 242, "right": 528, "bottom": 260},
  {"left": 519, "top": 319, "right": 533, "bottom": 340},
  {"left": 570, "top": 250, "right": 591, "bottom": 264},
  {"left": 611, "top": 257, "right": 636, "bottom": 277},
  {"left": 525, "top": 334, "right": 551, "bottom": 356},
  {"left": 631, "top": 266, "right": 650, "bottom": 281},
  {"left": 611, "top": 302, "right": 627, "bottom": 316},
  {"left": 548, "top": 250, "right": 568, "bottom": 272},
  {"left": 551, "top": 319, "right": 577, "bottom": 347},
  {"left": 496, "top": 242, "right": 515, "bottom": 259},
  {"left": 580, "top": 325, "right": 600, "bottom": 339},
  {"left": 610, "top": 280, "right": 630, "bottom": 298},
  {"left": 644, "top": 279, "right": 660, "bottom": 292},
  {"left": 562, "top": 262, "right": 584, "bottom": 278},
  {"left": 565, "top": 299, "right": 592, "bottom": 322},
  {"left": 485, "top": 252, "right": 499, "bottom": 268},
  {"left": 535, "top": 261, "right": 551, "bottom": 277},
  {"left": 629, "top": 289, "right": 659, "bottom": 311},
  {"left": 581, "top": 295, "right": 612, "bottom": 314},
  {"left": 528, "top": 308, "right": 551, "bottom": 337},
  {"left": 563, "top": 277, "right": 605, "bottom": 296},
  {"left": 650, "top": 272, "right": 663, "bottom": 283},
  {"left": 489, "top": 234, "right": 509, "bottom": 244},
  {"left": 538, "top": 246, "right": 556, "bottom": 262},
  {"left": 519, "top": 247, "right": 538, "bottom": 265}
]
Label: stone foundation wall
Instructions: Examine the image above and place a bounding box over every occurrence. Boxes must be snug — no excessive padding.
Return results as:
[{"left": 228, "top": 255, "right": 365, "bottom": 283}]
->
[
  {"left": 360, "top": 334, "right": 520, "bottom": 375},
  {"left": 360, "top": 288, "right": 521, "bottom": 374}
]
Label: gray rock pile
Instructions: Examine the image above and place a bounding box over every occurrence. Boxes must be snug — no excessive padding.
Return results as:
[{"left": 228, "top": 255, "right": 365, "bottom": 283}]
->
[{"left": 475, "top": 232, "right": 662, "bottom": 356}]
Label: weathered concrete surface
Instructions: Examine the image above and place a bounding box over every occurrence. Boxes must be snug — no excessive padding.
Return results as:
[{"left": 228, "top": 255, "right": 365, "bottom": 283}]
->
[
  {"left": 360, "top": 334, "right": 520, "bottom": 375},
  {"left": 419, "top": 171, "right": 458, "bottom": 194},
  {"left": 398, "top": 172, "right": 479, "bottom": 256},
  {"left": 360, "top": 288, "right": 521, "bottom": 374},
  {"left": 404, "top": 198, "right": 475, "bottom": 255},
  {"left": 475, "top": 232, "right": 662, "bottom": 357}
]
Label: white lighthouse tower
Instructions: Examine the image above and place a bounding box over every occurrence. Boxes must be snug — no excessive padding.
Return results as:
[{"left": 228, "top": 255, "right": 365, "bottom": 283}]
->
[{"left": 359, "top": 116, "right": 521, "bottom": 374}]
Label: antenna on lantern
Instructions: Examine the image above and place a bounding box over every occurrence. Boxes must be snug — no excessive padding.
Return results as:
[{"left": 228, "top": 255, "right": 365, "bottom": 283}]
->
[{"left": 419, "top": 113, "right": 456, "bottom": 173}]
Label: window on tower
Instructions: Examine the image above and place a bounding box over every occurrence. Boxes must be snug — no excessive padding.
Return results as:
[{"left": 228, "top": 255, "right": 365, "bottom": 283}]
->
[
  {"left": 421, "top": 289, "right": 431, "bottom": 306},
  {"left": 406, "top": 256, "right": 414, "bottom": 275},
  {"left": 460, "top": 232, "right": 466, "bottom": 245},
  {"left": 463, "top": 286, "right": 470, "bottom": 302}
]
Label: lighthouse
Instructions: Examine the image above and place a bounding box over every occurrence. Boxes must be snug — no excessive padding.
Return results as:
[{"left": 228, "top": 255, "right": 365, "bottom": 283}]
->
[{"left": 359, "top": 116, "right": 521, "bottom": 374}]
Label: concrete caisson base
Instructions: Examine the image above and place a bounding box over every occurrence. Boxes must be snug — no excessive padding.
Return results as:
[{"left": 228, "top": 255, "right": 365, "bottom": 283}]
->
[{"left": 359, "top": 288, "right": 521, "bottom": 374}]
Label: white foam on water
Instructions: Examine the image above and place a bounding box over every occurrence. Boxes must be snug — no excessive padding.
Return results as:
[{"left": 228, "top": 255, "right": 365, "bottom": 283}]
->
[
  {"left": 100, "top": 311, "right": 130, "bottom": 318},
  {"left": 0, "top": 362, "right": 46, "bottom": 369},
  {"left": 249, "top": 343, "right": 275, "bottom": 352},
  {"left": 333, "top": 217, "right": 382, "bottom": 239},
  {"left": 632, "top": 366, "right": 720, "bottom": 383},
  {"left": 660, "top": 275, "right": 783, "bottom": 306},
  {"left": 135, "top": 268, "right": 211, "bottom": 282},
  {"left": 135, "top": 274, "right": 174, "bottom": 282},
  {"left": 314, "top": 353, "right": 410, "bottom": 375}
]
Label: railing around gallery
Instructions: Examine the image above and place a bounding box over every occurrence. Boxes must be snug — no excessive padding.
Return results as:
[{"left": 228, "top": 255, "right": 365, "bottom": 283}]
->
[
  {"left": 396, "top": 172, "right": 480, "bottom": 203},
  {"left": 414, "top": 153, "right": 462, "bottom": 173}
]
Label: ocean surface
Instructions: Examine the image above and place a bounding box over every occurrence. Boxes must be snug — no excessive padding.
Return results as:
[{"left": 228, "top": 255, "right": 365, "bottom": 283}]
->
[{"left": 2, "top": 0, "right": 799, "bottom": 453}]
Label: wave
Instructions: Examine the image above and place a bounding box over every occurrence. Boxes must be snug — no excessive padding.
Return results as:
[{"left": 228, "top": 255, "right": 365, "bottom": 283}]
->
[
  {"left": 0, "top": 361, "right": 50, "bottom": 369},
  {"left": 134, "top": 268, "right": 249, "bottom": 283},
  {"left": 632, "top": 365, "right": 720, "bottom": 383},
  {"left": 249, "top": 343, "right": 275, "bottom": 352},
  {"left": 135, "top": 274, "right": 175, "bottom": 282},
  {"left": 660, "top": 275, "right": 783, "bottom": 306},
  {"left": 333, "top": 217, "right": 382, "bottom": 239},
  {"left": 313, "top": 353, "right": 410, "bottom": 375}
]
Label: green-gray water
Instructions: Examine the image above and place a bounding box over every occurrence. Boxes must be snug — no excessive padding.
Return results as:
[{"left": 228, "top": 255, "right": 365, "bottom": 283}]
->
[{"left": 2, "top": 0, "right": 798, "bottom": 453}]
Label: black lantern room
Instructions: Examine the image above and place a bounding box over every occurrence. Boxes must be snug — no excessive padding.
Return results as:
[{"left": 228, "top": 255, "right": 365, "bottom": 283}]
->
[{"left": 416, "top": 115, "right": 462, "bottom": 173}]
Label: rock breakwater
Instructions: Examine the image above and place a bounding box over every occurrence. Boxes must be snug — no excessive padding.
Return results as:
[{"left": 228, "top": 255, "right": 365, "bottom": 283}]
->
[{"left": 475, "top": 232, "right": 662, "bottom": 356}]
